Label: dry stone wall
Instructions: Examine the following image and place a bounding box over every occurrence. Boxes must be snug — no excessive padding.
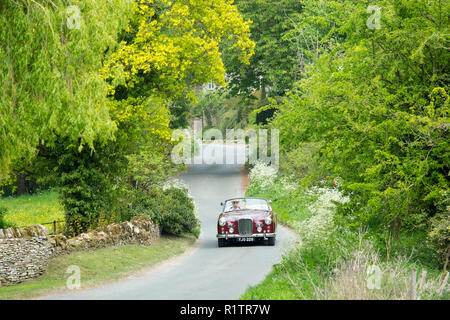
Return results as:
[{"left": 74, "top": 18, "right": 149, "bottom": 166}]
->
[
  {"left": 0, "top": 217, "right": 160, "bottom": 287},
  {"left": 0, "top": 225, "right": 53, "bottom": 286}
]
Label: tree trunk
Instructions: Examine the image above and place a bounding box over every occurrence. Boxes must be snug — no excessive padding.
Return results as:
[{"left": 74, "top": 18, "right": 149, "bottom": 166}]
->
[
  {"left": 16, "top": 172, "right": 28, "bottom": 196},
  {"left": 443, "top": 246, "right": 449, "bottom": 272},
  {"left": 391, "top": 217, "right": 400, "bottom": 240},
  {"left": 260, "top": 82, "right": 268, "bottom": 107}
]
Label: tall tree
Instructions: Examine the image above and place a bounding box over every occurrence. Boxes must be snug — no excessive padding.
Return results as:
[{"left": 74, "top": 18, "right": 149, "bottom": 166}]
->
[
  {"left": 102, "top": 0, "right": 255, "bottom": 144},
  {"left": 1, "top": 0, "right": 255, "bottom": 235},
  {"left": 223, "top": 0, "right": 304, "bottom": 99},
  {"left": 0, "top": 0, "right": 134, "bottom": 178},
  {"left": 272, "top": 0, "right": 449, "bottom": 247}
]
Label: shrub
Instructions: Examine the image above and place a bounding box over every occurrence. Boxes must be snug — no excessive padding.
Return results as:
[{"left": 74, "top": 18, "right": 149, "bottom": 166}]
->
[
  {"left": 130, "top": 185, "right": 199, "bottom": 236},
  {"left": 40, "top": 139, "right": 127, "bottom": 237},
  {"left": 279, "top": 142, "right": 324, "bottom": 182},
  {"left": 0, "top": 206, "right": 7, "bottom": 228},
  {"left": 428, "top": 198, "right": 450, "bottom": 271},
  {"left": 0, "top": 206, "right": 14, "bottom": 229}
]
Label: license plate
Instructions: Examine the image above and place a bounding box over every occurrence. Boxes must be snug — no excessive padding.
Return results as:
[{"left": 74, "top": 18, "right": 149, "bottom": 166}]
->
[{"left": 237, "top": 237, "right": 254, "bottom": 242}]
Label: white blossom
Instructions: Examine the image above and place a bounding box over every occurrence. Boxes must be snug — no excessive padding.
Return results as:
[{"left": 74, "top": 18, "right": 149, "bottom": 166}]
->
[
  {"left": 295, "top": 187, "right": 350, "bottom": 247},
  {"left": 249, "top": 161, "right": 278, "bottom": 188},
  {"left": 279, "top": 176, "right": 297, "bottom": 193},
  {"left": 161, "top": 178, "right": 189, "bottom": 191}
]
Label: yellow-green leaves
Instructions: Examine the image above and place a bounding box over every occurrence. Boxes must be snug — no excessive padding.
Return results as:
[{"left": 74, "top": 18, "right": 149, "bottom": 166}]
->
[
  {"left": 111, "top": 96, "right": 172, "bottom": 142},
  {"left": 0, "top": 0, "right": 135, "bottom": 177},
  {"left": 0, "top": 0, "right": 254, "bottom": 178},
  {"left": 104, "top": 0, "right": 254, "bottom": 98}
]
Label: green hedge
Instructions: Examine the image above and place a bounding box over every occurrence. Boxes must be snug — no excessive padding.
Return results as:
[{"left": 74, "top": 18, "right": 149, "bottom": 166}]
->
[{"left": 129, "top": 187, "right": 199, "bottom": 237}]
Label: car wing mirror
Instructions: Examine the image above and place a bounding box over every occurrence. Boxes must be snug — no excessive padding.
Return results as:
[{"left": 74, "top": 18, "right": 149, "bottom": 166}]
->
[
  {"left": 220, "top": 202, "right": 223, "bottom": 206},
  {"left": 268, "top": 200, "right": 272, "bottom": 204}
]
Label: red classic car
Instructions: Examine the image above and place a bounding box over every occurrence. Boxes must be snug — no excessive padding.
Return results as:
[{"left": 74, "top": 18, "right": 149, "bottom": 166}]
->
[{"left": 216, "top": 197, "right": 277, "bottom": 247}]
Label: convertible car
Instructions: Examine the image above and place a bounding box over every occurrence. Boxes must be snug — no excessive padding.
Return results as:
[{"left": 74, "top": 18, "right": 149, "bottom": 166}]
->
[{"left": 216, "top": 197, "right": 277, "bottom": 247}]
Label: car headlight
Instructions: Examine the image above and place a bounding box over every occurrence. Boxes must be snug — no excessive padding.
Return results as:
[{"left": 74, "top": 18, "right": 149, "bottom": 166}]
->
[
  {"left": 228, "top": 227, "right": 234, "bottom": 234},
  {"left": 257, "top": 226, "right": 262, "bottom": 233},
  {"left": 264, "top": 216, "right": 272, "bottom": 225},
  {"left": 219, "top": 217, "right": 226, "bottom": 227}
]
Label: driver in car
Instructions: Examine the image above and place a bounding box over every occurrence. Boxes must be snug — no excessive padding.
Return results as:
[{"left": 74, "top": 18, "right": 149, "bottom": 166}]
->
[{"left": 231, "top": 200, "right": 241, "bottom": 211}]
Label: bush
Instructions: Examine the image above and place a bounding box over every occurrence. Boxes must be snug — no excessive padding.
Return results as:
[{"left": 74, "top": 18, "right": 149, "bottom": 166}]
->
[
  {"left": 40, "top": 139, "right": 128, "bottom": 237},
  {"left": 0, "top": 206, "right": 14, "bottom": 229},
  {"left": 244, "top": 167, "right": 449, "bottom": 300},
  {"left": 279, "top": 142, "right": 324, "bottom": 182},
  {"left": 130, "top": 185, "right": 199, "bottom": 237},
  {"left": 428, "top": 200, "right": 450, "bottom": 271}
]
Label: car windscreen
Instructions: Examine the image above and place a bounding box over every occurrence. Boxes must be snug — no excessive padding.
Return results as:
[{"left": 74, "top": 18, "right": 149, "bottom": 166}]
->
[{"left": 224, "top": 198, "right": 269, "bottom": 212}]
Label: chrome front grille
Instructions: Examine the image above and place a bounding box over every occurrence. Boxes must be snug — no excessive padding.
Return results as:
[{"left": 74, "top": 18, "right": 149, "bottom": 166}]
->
[{"left": 238, "top": 218, "right": 253, "bottom": 235}]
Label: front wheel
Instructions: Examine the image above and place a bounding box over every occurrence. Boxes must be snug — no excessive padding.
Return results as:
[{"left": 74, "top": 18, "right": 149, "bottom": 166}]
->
[
  {"left": 267, "top": 237, "right": 276, "bottom": 246},
  {"left": 218, "top": 238, "right": 226, "bottom": 247}
]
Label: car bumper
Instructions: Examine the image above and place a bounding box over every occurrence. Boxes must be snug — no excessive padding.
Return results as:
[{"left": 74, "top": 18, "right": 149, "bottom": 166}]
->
[{"left": 216, "top": 232, "right": 276, "bottom": 240}]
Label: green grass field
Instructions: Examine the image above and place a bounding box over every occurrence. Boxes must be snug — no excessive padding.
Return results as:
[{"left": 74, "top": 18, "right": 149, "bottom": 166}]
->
[
  {"left": 0, "top": 234, "right": 196, "bottom": 300},
  {"left": 0, "top": 191, "right": 64, "bottom": 232}
]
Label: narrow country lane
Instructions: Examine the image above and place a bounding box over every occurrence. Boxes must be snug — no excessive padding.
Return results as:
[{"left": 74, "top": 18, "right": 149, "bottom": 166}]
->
[{"left": 45, "top": 144, "right": 297, "bottom": 300}]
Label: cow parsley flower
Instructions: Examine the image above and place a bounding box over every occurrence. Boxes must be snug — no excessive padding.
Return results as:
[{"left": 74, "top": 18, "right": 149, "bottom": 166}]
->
[
  {"left": 249, "top": 161, "right": 277, "bottom": 188},
  {"left": 161, "top": 178, "right": 189, "bottom": 191},
  {"left": 295, "top": 187, "right": 350, "bottom": 247}
]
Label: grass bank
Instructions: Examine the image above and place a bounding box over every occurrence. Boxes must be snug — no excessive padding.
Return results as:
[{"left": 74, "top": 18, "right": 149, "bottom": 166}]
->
[
  {"left": 0, "top": 234, "right": 196, "bottom": 300},
  {"left": 239, "top": 163, "right": 449, "bottom": 300}
]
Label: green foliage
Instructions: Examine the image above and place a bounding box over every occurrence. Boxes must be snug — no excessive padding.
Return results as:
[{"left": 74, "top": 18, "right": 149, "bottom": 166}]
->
[
  {"left": 224, "top": 0, "right": 304, "bottom": 98},
  {"left": 0, "top": 236, "right": 196, "bottom": 299},
  {"left": 270, "top": 0, "right": 450, "bottom": 266},
  {"left": 130, "top": 187, "right": 199, "bottom": 236},
  {"left": 104, "top": 0, "right": 254, "bottom": 100},
  {"left": 246, "top": 172, "right": 313, "bottom": 226},
  {"left": 0, "top": 0, "right": 134, "bottom": 178},
  {"left": 278, "top": 142, "right": 324, "bottom": 182},
  {"left": 126, "top": 149, "right": 181, "bottom": 191},
  {"left": 38, "top": 139, "right": 127, "bottom": 237},
  {"left": 0, "top": 206, "right": 13, "bottom": 229},
  {"left": 428, "top": 192, "right": 450, "bottom": 269}
]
